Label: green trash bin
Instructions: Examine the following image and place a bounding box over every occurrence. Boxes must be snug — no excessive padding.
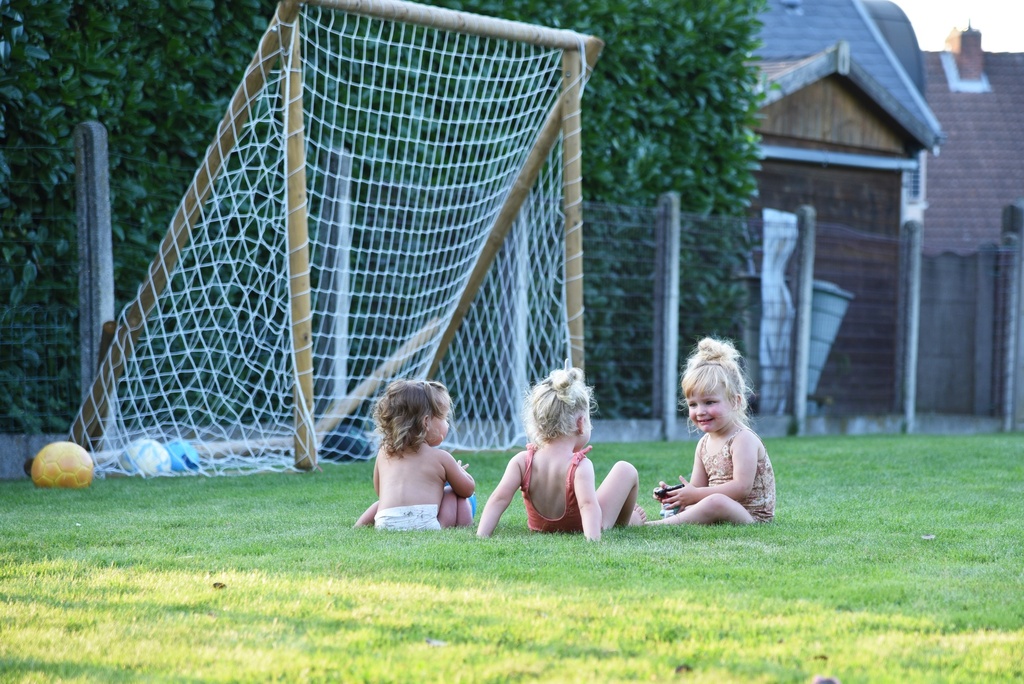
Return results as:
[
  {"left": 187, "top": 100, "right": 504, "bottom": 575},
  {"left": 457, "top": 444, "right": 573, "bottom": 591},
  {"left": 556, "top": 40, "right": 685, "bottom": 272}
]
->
[{"left": 808, "top": 280, "right": 854, "bottom": 396}]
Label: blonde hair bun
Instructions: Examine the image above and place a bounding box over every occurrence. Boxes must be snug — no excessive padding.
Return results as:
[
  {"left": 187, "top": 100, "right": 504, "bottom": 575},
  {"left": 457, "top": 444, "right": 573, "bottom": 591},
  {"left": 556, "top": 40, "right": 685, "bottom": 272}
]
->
[
  {"left": 548, "top": 367, "right": 585, "bottom": 404},
  {"left": 693, "top": 337, "right": 740, "bottom": 366},
  {"left": 523, "top": 366, "right": 593, "bottom": 445},
  {"left": 682, "top": 337, "right": 751, "bottom": 428}
]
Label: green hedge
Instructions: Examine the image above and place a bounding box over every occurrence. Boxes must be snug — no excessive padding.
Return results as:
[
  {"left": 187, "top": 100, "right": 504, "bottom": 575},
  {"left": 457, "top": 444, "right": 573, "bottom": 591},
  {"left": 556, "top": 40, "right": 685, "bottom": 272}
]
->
[
  {"left": 438, "top": 0, "right": 766, "bottom": 211},
  {"left": 1, "top": 0, "right": 276, "bottom": 310},
  {"left": 0, "top": 0, "right": 764, "bottom": 425}
]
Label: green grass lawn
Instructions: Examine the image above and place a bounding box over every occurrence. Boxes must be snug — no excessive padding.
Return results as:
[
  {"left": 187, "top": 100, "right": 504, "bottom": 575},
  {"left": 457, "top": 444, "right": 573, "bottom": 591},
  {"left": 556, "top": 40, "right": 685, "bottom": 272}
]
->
[{"left": 2, "top": 433, "right": 1022, "bottom": 682}]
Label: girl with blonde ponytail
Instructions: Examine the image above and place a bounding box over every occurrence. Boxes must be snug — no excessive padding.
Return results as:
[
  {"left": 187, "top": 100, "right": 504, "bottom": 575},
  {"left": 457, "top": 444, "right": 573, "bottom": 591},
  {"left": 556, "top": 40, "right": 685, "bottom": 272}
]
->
[
  {"left": 647, "top": 337, "right": 776, "bottom": 525},
  {"left": 477, "top": 365, "right": 646, "bottom": 541}
]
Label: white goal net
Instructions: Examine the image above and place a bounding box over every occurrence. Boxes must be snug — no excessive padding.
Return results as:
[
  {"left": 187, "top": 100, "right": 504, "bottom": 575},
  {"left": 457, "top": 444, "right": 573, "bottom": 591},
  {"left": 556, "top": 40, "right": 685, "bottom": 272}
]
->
[{"left": 71, "top": 0, "right": 601, "bottom": 475}]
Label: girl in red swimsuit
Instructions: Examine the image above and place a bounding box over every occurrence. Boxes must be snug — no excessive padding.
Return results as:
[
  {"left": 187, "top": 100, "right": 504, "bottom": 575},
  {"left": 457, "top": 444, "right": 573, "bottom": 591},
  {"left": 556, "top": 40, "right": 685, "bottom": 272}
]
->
[{"left": 477, "top": 365, "right": 646, "bottom": 541}]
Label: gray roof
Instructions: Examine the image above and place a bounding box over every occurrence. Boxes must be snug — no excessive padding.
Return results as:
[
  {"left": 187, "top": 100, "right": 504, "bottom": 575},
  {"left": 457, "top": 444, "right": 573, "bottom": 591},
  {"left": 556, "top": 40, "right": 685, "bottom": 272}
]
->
[
  {"left": 862, "top": 0, "right": 925, "bottom": 93},
  {"left": 756, "top": 0, "right": 944, "bottom": 151}
]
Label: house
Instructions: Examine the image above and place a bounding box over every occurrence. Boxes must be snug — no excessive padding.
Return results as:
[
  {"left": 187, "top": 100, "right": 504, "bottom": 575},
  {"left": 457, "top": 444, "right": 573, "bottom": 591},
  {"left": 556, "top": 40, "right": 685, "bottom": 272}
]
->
[
  {"left": 753, "top": 0, "right": 942, "bottom": 234},
  {"left": 920, "top": 27, "right": 1024, "bottom": 256},
  {"left": 908, "top": 27, "right": 1024, "bottom": 419},
  {"left": 750, "top": 0, "right": 944, "bottom": 416}
]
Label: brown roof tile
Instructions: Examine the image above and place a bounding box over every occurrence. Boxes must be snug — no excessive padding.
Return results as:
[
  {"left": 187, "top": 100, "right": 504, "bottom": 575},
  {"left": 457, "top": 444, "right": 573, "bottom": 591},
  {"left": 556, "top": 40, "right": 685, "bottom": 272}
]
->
[{"left": 923, "top": 51, "right": 1024, "bottom": 255}]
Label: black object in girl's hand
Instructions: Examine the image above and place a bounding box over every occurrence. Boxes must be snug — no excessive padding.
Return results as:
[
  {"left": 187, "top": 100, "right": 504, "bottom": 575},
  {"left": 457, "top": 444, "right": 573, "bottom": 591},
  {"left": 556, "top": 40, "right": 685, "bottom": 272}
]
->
[{"left": 654, "top": 483, "right": 684, "bottom": 498}]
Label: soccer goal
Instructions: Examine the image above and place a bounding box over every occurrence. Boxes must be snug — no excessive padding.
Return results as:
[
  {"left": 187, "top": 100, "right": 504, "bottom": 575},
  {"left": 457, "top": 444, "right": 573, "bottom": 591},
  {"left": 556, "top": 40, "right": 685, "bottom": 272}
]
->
[{"left": 70, "top": 0, "right": 603, "bottom": 475}]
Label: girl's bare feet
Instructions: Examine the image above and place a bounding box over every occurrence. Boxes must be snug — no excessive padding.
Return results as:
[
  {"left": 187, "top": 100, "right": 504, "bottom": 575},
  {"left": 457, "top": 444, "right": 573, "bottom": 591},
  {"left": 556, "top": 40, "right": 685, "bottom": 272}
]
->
[{"left": 631, "top": 504, "right": 648, "bottom": 525}]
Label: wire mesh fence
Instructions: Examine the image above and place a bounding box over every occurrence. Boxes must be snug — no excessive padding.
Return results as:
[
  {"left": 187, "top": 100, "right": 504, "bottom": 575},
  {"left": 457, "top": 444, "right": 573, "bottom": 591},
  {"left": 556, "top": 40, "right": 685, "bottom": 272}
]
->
[
  {"left": 582, "top": 202, "right": 752, "bottom": 420},
  {"left": 581, "top": 202, "right": 659, "bottom": 420},
  {"left": 917, "top": 244, "right": 1019, "bottom": 418},
  {"left": 3, "top": 193, "right": 1021, "bottom": 434},
  {"left": 743, "top": 218, "right": 906, "bottom": 416},
  {"left": 810, "top": 221, "right": 901, "bottom": 414},
  {"left": 0, "top": 305, "right": 80, "bottom": 433}
]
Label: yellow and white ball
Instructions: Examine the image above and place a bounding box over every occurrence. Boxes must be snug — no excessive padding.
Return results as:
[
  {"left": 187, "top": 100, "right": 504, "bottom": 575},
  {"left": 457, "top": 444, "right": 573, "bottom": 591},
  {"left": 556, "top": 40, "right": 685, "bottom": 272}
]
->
[
  {"left": 31, "top": 441, "right": 94, "bottom": 489},
  {"left": 120, "top": 438, "right": 172, "bottom": 477}
]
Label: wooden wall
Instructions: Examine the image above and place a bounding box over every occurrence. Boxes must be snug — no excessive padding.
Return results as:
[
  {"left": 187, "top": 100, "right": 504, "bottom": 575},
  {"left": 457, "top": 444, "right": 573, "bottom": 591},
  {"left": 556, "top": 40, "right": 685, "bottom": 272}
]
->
[
  {"left": 749, "top": 161, "right": 905, "bottom": 414},
  {"left": 758, "top": 76, "right": 907, "bottom": 155},
  {"left": 751, "top": 159, "right": 902, "bottom": 238},
  {"left": 746, "top": 71, "right": 922, "bottom": 414}
]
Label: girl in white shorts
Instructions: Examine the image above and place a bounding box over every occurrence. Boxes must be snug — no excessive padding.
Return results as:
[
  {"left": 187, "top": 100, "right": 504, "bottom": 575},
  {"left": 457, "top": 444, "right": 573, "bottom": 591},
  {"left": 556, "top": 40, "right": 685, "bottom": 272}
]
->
[{"left": 354, "top": 379, "right": 475, "bottom": 531}]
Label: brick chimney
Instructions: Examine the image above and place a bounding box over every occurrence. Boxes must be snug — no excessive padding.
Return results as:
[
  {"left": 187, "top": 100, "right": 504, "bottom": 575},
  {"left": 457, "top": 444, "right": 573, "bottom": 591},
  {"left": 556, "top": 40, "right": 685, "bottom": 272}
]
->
[{"left": 946, "top": 25, "right": 984, "bottom": 80}]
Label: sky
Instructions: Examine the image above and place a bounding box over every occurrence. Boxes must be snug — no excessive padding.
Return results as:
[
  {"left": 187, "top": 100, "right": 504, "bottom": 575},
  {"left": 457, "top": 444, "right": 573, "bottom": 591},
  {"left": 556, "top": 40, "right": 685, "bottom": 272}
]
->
[{"left": 891, "top": 0, "right": 1024, "bottom": 52}]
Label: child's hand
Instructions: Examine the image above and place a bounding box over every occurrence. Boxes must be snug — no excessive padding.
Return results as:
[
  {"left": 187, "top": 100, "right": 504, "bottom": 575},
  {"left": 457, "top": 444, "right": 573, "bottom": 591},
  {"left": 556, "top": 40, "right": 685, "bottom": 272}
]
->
[
  {"left": 653, "top": 479, "right": 682, "bottom": 500},
  {"left": 655, "top": 477, "right": 689, "bottom": 507},
  {"left": 653, "top": 481, "right": 669, "bottom": 500}
]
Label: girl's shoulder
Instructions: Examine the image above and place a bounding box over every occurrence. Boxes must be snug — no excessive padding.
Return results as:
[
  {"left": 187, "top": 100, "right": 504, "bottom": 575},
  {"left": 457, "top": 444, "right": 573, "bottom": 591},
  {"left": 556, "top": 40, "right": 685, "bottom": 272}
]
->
[
  {"left": 512, "top": 444, "right": 537, "bottom": 461},
  {"left": 507, "top": 449, "right": 530, "bottom": 467},
  {"left": 733, "top": 426, "right": 763, "bottom": 442},
  {"left": 730, "top": 427, "right": 766, "bottom": 453},
  {"left": 376, "top": 447, "right": 402, "bottom": 462},
  {"left": 424, "top": 444, "right": 457, "bottom": 464},
  {"left": 385, "top": 443, "right": 452, "bottom": 467}
]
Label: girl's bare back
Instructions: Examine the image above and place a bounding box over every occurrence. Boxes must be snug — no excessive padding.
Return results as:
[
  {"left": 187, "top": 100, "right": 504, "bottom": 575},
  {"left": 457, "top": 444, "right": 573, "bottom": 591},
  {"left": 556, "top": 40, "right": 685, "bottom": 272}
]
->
[
  {"left": 524, "top": 446, "right": 581, "bottom": 519},
  {"left": 375, "top": 444, "right": 453, "bottom": 510}
]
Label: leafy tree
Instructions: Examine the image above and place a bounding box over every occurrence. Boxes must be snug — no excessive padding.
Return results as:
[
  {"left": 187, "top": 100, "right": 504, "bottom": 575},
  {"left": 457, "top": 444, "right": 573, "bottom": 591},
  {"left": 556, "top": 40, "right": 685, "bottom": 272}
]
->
[{"left": 1, "top": 0, "right": 274, "bottom": 430}]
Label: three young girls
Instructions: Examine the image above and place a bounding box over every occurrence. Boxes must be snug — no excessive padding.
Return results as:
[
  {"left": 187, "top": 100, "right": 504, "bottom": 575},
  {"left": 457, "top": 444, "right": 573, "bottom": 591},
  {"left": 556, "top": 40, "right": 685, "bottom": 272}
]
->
[{"left": 356, "top": 337, "right": 775, "bottom": 534}]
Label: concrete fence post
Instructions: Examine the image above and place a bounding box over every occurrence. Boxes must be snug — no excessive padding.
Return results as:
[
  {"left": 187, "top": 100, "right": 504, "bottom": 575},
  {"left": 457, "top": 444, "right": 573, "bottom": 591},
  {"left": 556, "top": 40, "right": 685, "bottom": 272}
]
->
[
  {"left": 974, "top": 247, "right": 997, "bottom": 415},
  {"left": 900, "top": 220, "right": 922, "bottom": 433},
  {"left": 74, "top": 122, "right": 115, "bottom": 400},
  {"left": 793, "top": 205, "right": 816, "bottom": 435},
  {"left": 652, "top": 192, "right": 681, "bottom": 440},
  {"left": 1002, "top": 200, "right": 1024, "bottom": 431}
]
